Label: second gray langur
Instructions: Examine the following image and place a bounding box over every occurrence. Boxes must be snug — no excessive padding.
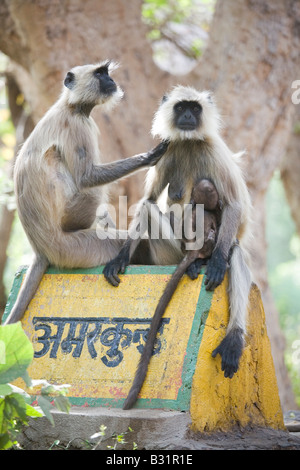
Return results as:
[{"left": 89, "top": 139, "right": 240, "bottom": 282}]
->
[
  {"left": 123, "top": 178, "right": 221, "bottom": 410},
  {"left": 104, "top": 86, "right": 253, "bottom": 394},
  {"left": 4, "top": 60, "right": 168, "bottom": 325}
]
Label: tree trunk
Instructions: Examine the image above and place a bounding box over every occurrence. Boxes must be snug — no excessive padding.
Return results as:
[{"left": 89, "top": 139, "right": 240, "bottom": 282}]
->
[
  {"left": 0, "top": 205, "right": 15, "bottom": 313},
  {"left": 0, "top": 0, "right": 171, "bottom": 211},
  {"left": 189, "top": 0, "right": 299, "bottom": 409},
  {"left": 0, "top": 73, "right": 34, "bottom": 315}
]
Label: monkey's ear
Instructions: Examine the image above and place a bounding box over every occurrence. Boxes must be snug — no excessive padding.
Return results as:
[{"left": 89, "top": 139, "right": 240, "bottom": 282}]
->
[
  {"left": 64, "top": 71, "right": 75, "bottom": 89},
  {"left": 207, "top": 93, "right": 214, "bottom": 104},
  {"left": 161, "top": 94, "right": 168, "bottom": 104}
]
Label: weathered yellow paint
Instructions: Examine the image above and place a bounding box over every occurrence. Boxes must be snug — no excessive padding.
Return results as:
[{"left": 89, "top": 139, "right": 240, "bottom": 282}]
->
[
  {"left": 6, "top": 265, "right": 284, "bottom": 430},
  {"left": 12, "top": 269, "right": 203, "bottom": 406},
  {"left": 190, "top": 278, "right": 285, "bottom": 432}
]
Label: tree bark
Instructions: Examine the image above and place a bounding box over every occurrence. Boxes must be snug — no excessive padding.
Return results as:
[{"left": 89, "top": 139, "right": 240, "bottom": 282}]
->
[
  {"left": 189, "top": 0, "right": 300, "bottom": 409},
  {"left": 0, "top": 72, "right": 34, "bottom": 315}
]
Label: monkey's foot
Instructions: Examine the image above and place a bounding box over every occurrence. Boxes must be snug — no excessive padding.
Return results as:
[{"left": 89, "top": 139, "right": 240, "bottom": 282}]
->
[
  {"left": 205, "top": 247, "right": 227, "bottom": 290},
  {"left": 186, "top": 259, "right": 205, "bottom": 280},
  {"left": 212, "top": 328, "right": 244, "bottom": 378},
  {"left": 103, "top": 255, "right": 129, "bottom": 287}
]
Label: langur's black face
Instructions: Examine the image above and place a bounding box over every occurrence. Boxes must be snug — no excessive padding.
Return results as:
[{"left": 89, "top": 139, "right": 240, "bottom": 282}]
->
[
  {"left": 64, "top": 63, "right": 117, "bottom": 97},
  {"left": 93, "top": 65, "right": 117, "bottom": 96},
  {"left": 173, "top": 100, "right": 202, "bottom": 131}
]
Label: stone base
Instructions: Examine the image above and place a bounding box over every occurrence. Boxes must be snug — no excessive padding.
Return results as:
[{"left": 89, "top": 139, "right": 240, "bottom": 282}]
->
[{"left": 19, "top": 407, "right": 300, "bottom": 450}]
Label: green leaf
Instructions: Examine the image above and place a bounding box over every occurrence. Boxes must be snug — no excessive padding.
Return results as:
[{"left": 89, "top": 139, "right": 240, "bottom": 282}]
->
[
  {"left": 0, "top": 384, "right": 13, "bottom": 396},
  {"left": 8, "top": 383, "right": 31, "bottom": 402},
  {"left": 7, "top": 393, "right": 29, "bottom": 422},
  {"left": 0, "top": 323, "right": 34, "bottom": 384},
  {"left": 25, "top": 403, "right": 43, "bottom": 418},
  {"left": 41, "top": 384, "right": 56, "bottom": 395},
  {"left": 0, "top": 433, "right": 15, "bottom": 450},
  {"left": 37, "top": 395, "right": 54, "bottom": 426},
  {"left": 21, "top": 370, "right": 32, "bottom": 388},
  {"left": 0, "top": 399, "right": 6, "bottom": 433},
  {"left": 53, "top": 395, "right": 70, "bottom": 414}
]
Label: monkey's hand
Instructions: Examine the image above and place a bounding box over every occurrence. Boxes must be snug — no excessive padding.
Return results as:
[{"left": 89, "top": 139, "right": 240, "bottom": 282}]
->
[
  {"left": 186, "top": 259, "right": 205, "bottom": 280},
  {"left": 145, "top": 140, "right": 170, "bottom": 166},
  {"left": 103, "top": 251, "right": 130, "bottom": 287},
  {"left": 212, "top": 328, "right": 244, "bottom": 378},
  {"left": 205, "top": 247, "right": 227, "bottom": 290}
]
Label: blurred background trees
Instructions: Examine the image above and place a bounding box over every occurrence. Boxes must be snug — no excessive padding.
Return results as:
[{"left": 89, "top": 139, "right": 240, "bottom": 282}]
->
[{"left": 0, "top": 0, "right": 299, "bottom": 411}]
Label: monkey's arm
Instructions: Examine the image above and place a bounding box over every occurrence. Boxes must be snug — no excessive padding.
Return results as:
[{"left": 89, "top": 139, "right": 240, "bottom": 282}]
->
[
  {"left": 103, "top": 198, "right": 154, "bottom": 286},
  {"left": 81, "top": 141, "right": 169, "bottom": 188},
  {"left": 205, "top": 201, "right": 241, "bottom": 290}
]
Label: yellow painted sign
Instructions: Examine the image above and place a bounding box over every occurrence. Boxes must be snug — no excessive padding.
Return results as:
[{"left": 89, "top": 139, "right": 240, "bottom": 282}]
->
[
  {"left": 4, "top": 265, "right": 285, "bottom": 432},
  {"left": 5, "top": 266, "right": 208, "bottom": 409}
]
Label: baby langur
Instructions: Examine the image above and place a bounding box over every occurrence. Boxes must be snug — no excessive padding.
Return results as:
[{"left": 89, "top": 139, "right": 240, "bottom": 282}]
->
[
  {"left": 4, "top": 60, "right": 168, "bottom": 325},
  {"left": 104, "top": 85, "right": 252, "bottom": 384},
  {"left": 123, "top": 178, "right": 221, "bottom": 410}
]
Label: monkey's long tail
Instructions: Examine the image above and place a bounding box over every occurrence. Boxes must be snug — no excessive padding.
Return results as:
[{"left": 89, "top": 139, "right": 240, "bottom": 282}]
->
[
  {"left": 227, "top": 243, "right": 252, "bottom": 335},
  {"left": 4, "top": 254, "right": 48, "bottom": 325},
  {"left": 211, "top": 243, "right": 252, "bottom": 378},
  {"left": 123, "top": 254, "right": 195, "bottom": 410}
]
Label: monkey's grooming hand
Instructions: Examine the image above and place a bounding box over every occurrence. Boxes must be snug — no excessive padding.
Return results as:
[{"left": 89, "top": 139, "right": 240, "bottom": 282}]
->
[
  {"left": 145, "top": 140, "right": 170, "bottom": 166},
  {"left": 205, "top": 247, "right": 227, "bottom": 290},
  {"left": 212, "top": 328, "right": 244, "bottom": 378},
  {"left": 103, "top": 252, "right": 130, "bottom": 287}
]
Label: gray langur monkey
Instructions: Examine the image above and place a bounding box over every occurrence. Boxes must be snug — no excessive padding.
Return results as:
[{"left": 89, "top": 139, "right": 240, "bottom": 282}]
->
[
  {"left": 123, "top": 178, "right": 221, "bottom": 409},
  {"left": 4, "top": 60, "right": 169, "bottom": 325},
  {"left": 104, "top": 86, "right": 253, "bottom": 396}
]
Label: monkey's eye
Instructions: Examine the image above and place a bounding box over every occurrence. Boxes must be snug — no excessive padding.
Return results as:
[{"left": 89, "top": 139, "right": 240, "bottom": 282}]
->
[
  {"left": 177, "top": 106, "right": 183, "bottom": 112},
  {"left": 193, "top": 106, "right": 202, "bottom": 114},
  {"left": 94, "top": 67, "right": 109, "bottom": 77}
]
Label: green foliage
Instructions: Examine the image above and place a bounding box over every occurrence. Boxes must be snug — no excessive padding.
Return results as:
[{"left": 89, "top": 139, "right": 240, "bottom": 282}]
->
[
  {"left": 0, "top": 107, "right": 15, "bottom": 209},
  {"left": 190, "top": 38, "right": 205, "bottom": 58},
  {"left": 0, "top": 322, "right": 33, "bottom": 384},
  {"left": 142, "top": 0, "right": 214, "bottom": 24},
  {"left": 0, "top": 323, "right": 70, "bottom": 449},
  {"left": 293, "top": 121, "right": 300, "bottom": 135},
  {"left": 143, "top": 0, "right": 195, "bottom": 25},
  {"left": 266, "top": 171, "right": 300, "bottom": 405},
  {"left": 0, "top": 322, "right": 40, "bottom": 449},
  {"left": 33, "top": 381, "right": 71, "bottom": 426},
  {"left": 4, "top": 215, "right": 33, "bottom": 298},
  {"left": 90, "top": 424, "right": 137, "bottom": 450},
  {"left": 142, "top": 0, "right": 215, "bottom": 63}
]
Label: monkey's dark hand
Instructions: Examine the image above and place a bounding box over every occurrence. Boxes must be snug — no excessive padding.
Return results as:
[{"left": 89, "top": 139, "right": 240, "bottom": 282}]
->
[
  {"left": 186, "top": 259, "right": 205, "bottom": 280},
  {"left": 103, "top": 252, "right": 130, "bottom": 287},
  {"left": 212, "top": 328, "right": 244, "bottom": 378},
  {"left": 145, "top": 140, "right": 170, "bottom": 166},
  {"left": 205, "top": 247, "right": 227, "bottom": 290}
]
